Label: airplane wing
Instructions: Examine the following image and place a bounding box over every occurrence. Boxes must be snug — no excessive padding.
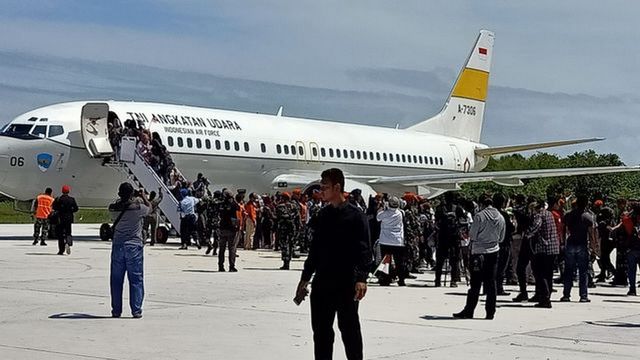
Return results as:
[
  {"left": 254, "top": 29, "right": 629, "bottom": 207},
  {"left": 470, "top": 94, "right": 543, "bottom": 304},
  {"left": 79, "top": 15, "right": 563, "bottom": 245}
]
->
[
  {"left": 367, "top": 166, "right": 640, "bottom": 187},
  {"left": 474, "top": 138, "right": 604, "bottom": 157}
]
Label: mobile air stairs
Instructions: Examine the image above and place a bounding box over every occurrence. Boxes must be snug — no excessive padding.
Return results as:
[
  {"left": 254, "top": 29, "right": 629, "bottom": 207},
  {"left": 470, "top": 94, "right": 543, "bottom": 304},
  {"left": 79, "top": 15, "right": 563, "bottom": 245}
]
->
[{"left": 80, "top": 103, "right": 182, "bottom": 243}]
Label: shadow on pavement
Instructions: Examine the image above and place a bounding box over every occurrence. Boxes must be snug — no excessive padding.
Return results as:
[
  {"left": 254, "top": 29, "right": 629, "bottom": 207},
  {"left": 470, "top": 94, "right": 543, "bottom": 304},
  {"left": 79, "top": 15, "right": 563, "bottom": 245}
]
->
[
  {"left": 420, "top": 315, "right": 455, "bottom": 320},
  {"left": 603, "top": 299, "right": 640, "bottom": 304},
  {"left": 174, "top": 253, "right": 209, "bottom": 257},
  {"left": 444, "top": 292, "right": 467, "bottom": 296},
  {"left": 243, "top": 267, "right": 302, "bottom": 272},
  {"left": 182, "top": 269, "right": 220, "bottom": 273},
  {"left": 586, "top": 320, "right": 640, "bottom": 328},
  {"left": 589, "top": 292, "right": 629, "bottom": 297},
  {"left": 49, "top": 313, "right": 112, "bottom": 319},
  {"left": 24, "top": 253, "right": 62, "bottom": 256}
]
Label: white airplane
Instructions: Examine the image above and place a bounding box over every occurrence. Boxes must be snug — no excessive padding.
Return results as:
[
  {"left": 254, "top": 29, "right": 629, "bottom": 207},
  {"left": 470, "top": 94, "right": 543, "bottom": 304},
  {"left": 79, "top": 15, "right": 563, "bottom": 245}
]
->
[{"left": 0, "top": 30, "right": 637, "bottom": 208}]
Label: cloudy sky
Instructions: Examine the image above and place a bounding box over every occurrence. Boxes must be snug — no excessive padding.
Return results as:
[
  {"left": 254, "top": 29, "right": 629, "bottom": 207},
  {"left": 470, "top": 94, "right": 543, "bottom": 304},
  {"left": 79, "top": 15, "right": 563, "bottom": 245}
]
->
[{"left": 1, "top": 1, "right": 639, "bottom": 161}]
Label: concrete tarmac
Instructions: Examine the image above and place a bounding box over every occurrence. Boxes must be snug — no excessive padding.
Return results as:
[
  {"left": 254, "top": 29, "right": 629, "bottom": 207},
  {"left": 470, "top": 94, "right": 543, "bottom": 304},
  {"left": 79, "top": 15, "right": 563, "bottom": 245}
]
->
[{"left": 1, "top": 224, "right": 639, "bottom": 359}]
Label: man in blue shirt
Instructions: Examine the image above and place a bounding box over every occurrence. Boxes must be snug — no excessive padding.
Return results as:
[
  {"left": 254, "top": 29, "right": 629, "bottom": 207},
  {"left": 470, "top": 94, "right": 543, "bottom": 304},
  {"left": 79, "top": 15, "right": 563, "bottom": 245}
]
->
[{"left": 178, "top": 188, "right": 200, "bottom": 250}]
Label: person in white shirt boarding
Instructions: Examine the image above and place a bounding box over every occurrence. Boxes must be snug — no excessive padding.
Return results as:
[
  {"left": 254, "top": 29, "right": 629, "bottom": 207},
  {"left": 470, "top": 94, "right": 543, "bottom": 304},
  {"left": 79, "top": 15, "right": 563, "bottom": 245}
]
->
[
  {"left": 295, "top": 168, "right": 372, "bottom": 360},
  {"left": 108, "top": 182, "right": 151, "bottom": 319}
]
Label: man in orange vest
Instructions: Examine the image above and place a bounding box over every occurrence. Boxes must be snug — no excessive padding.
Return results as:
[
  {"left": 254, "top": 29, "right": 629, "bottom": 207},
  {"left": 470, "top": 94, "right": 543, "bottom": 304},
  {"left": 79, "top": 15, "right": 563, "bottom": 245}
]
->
[{"left": 32, "top": 187, "right": 54, "bottom": 246}]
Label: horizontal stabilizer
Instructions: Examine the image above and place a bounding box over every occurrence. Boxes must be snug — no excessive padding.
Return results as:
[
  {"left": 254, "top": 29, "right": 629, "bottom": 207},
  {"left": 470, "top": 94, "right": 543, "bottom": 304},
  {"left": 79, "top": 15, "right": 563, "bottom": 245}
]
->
[{"left": 475, "top": 138, "right": 605, "bottom": 157}]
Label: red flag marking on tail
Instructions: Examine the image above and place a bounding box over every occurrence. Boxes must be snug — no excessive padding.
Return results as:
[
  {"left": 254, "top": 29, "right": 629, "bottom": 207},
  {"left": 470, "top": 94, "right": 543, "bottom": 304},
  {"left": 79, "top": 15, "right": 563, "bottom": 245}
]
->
[{"left": 478, "top": 47, "right": 488, "bottom": 55}]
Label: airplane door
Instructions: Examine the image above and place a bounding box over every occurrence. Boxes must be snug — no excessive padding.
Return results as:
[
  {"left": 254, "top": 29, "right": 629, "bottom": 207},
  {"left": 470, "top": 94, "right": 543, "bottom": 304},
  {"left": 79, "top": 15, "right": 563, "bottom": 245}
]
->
[
  {"left": 295, "top": 141, "right": 307, "bottom": 162},
  {"left": 309, "top": 142, "right": 320, "bottom": 162},
  {"left": 449, "top": 144, "right": 462, "bottom": 170},
  {"left": 81, "top": 103, "right": 113, "bottom": 158}
]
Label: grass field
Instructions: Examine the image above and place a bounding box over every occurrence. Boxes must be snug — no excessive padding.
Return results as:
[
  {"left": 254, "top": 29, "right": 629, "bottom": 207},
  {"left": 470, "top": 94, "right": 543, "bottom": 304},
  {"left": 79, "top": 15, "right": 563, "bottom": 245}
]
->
[{"left": 0, "top": 201, "right": 110, "bottom": 224}]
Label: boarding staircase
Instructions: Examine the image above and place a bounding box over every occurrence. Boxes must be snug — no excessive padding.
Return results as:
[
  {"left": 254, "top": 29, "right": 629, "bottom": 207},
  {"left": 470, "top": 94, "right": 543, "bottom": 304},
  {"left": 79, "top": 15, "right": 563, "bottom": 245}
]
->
[{"left": 105, "top": 137, "right": 183, "bottom": 241}]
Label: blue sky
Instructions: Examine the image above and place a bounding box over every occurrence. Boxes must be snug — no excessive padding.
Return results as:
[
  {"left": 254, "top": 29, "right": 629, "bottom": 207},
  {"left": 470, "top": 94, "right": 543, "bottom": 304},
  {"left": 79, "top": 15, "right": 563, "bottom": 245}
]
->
[{"left": 1, "top": 1, "right": 639, "bottom": 161}]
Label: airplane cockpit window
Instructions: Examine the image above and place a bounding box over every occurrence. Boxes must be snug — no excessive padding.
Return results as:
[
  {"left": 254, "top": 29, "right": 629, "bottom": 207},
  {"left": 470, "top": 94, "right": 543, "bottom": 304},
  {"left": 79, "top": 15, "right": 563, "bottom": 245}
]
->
[
  {"left": 48, "top": 125, "right": 64, "bottom": 137},
  {"left": 31, "top": 125, "right": 47, "bottom": 138},
  {"left": 1, "top": 124, "right": 36, "bottom": 139}
]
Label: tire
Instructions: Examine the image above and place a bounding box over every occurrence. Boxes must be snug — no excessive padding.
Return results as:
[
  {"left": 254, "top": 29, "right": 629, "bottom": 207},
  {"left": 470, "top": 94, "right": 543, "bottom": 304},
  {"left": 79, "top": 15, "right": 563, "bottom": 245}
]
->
[
  {"left": 99, "top": 223, "right": 112, "bottom": 241},
  {"left": 156, "top": 226, "right": 169, "bottom": 244}
]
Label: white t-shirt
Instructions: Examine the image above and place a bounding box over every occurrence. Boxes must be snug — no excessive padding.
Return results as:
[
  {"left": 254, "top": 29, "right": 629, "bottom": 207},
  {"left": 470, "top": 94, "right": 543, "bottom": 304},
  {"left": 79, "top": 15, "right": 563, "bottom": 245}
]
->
[{"left": 377, "top": 208, "right": 405, "bottom": 247}]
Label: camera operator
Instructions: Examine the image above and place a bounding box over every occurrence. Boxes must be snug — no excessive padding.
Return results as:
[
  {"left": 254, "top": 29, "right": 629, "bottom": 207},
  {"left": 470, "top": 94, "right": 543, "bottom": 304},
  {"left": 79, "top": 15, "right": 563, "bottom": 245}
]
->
[{"left": 108, "top": 182, "right": 151, "bottom": 318}]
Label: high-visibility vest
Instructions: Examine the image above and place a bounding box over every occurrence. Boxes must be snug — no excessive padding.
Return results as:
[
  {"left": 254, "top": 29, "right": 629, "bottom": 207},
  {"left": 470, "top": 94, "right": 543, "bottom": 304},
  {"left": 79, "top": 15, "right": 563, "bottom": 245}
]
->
[{"left": 35, "top": 194, "right": 54, "bottom": 219}]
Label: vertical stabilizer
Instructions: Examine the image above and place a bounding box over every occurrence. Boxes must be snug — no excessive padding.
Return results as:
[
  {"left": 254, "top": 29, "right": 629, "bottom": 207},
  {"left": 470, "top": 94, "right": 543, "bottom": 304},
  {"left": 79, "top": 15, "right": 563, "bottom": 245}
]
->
[{"left": 407, "top": 30, "right": 494, "bottom": 142}]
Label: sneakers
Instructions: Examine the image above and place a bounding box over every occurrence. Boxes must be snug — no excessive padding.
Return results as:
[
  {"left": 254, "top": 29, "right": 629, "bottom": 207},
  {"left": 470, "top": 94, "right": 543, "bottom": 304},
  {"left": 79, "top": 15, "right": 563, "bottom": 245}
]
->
[
  {"left": 65, "top": 244, "right": 71, "bottom": 255},
  {"left": 229, "top": 267, "right": 238, "bottom": 273},
  {"left": 40, "top": 241, "right": 47, "bottom": 246},
  {"left": 205, "top": 245, "right": 213, "bottom": 255},
  {"left": 111, "top": 312, "right": 121, "bottom": 318},
  {"left": 218, "top": 266, "right": 226, "bottom": 272},
  {"left": 132, "top": 313, "right": 143, "bottom": 319},
  {"left": 579, "top": 297, "right": 591, "bottom": 303},
  {"left": 452, "top": 310, "right": 473, "bottom": 319},
  {"left": 627, "top": 289, "right": 637, "bottom": 296},
  {"left": 559, "top": 296, "right": 571, "bottom": 302},
  {"left": 397, "top": 280, "right": 406, "bottom": 287},
  {"left": 32, "top": 239, "right": 38, "bottom": 245},
  {"left": 512, "top": 293, "right": 529, "bottom": 302}
]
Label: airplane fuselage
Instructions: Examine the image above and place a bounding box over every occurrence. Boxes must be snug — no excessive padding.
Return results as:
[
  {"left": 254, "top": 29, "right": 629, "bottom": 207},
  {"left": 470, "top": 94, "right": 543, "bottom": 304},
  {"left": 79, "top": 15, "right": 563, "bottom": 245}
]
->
[{"left": 0, "top": 101, "right": 488, "bottom": 206}]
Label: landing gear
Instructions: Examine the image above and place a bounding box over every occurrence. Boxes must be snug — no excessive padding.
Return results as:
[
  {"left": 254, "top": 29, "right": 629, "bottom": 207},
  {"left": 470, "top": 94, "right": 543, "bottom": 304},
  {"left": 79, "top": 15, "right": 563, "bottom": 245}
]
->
[
  {"left": 99, "top": 223, "right": 111, "bottom": 241},
  {"left": 156, "top": 226, "right": 169, "bottom": 244}
]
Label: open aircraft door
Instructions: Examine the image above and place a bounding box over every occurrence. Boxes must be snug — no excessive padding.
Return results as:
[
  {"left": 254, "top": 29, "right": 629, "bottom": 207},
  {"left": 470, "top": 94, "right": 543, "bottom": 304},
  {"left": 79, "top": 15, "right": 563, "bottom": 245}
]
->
[{"left": 81, "top": 103, "right": 113, "bottom": 158}]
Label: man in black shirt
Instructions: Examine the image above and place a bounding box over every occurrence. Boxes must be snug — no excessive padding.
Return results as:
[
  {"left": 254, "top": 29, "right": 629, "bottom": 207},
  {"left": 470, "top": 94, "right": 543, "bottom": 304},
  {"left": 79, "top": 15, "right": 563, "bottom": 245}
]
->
[
  {"left": 296, "top": 168, "right": 372, "bottom": 360},
  {"left": 218, "top": 190, "right": 239, "bottom": 272},
  {"left": 52, "top": 185, "right": 79, "bottom": 255}
]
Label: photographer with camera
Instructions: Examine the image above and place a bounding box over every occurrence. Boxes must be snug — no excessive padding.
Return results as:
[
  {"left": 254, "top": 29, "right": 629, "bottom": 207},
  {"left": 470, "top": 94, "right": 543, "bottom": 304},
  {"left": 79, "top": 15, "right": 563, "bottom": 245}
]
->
[
  {"left": 108, "top": 182, "right": 151, "bottom": 318},
  {"left": 218, "top": 190, "right": 240, "bottom": 272}
]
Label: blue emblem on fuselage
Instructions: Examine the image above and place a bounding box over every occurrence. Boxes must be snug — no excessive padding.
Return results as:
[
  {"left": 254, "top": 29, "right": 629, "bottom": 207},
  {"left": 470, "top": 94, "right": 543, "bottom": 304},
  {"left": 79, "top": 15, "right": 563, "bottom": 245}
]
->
[{"left": 36, "top": 153, "right": 53, "bottom": 172}]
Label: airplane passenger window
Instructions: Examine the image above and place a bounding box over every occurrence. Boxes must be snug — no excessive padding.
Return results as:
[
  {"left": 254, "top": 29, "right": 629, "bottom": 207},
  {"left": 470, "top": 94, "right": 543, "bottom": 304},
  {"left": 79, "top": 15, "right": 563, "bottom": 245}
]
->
[
  {"left": 234, "top": 141, "right": 240, "bottom": 151},
  {"left": 320, "top": 148, "right": 326, "bottom": 157},
  {"left": 370, "top": 152, "right": 374, "bottom": 160},
  {"left": 277, "top": 144, "right": 282, "bottom": 154},
  {"left": 335, "top": 149, "right": 341, "bottom": 158},
  {"left": 244, "top": 142, "right": 250, "bottom": 152},
  {"left": 396, "top": 154, "right": 400, "bottom": 162},
  {"left": 363, "top": 151, "right": 367, "bottom": 160},
  {"left": 407, "top": 154, "right": 412, "bottom": 163},
  {"left": 401, "top": 154, "right": 406, "bottom": 162},
  {"left": 205, "top": 139, "right": 211, "bottom": 149},
  {"left": 31, "top": 125, "right": 47, "bottom": 138},
  {"left": 284, "top": 145, "right": 289, "bottom": 155},
  {"left": 261, "top": 143, "right": 266, "bottom": 153},
  {"left": 329, "top": 148, "right": 334, "bottom": 157},
  {"left": 216, "top": 140, "right": 221, "bottom": 150},
  {"left": 178, "top": 137, "right": 184, "bottom": 147},
  {"left": 440, "top": 157, "right": 444, "bottom": 165},
  {"left": 376, "top": 152, "right": 380, "bottom": 161},
  {"left": 224, "top": 141, "right": 230, "bottom": 150},
  {"left": 413, "top": 155, "right": 417, "bottom": 163},
  {"left": 350, "top": 150, "right": 355, "bottom": 159},
  {"left": 196, "top": 139, "right": 202, "bottom": 148},
  {"left": 343, "top": 149, "right": 348, "bottom": 158},
  {"left": 383, "top": 153, "right": 387, "bottom": 161},
  {"left": 291, "top": 146, "right": 297, "bottom": 155},
  {"left": 312, "top": 148, "right": 318, "bottom": 157},
  {"left": 299, "top": 146, "right": 304, "bottom": 155},
  {"left": 187, "top": 138, "right": 193, "bottom": 148},
  {"left": 419, "top": 156, "right": 423, "bottom": 164},
  {"left": 168, "top": 137, "right": 174, "bottom": 147},
  {"left": 429, "top": 156, "right": 433, "bottom": 164},
  {"left": 48, "top": 125, "right": 64, "bottom": 137},
  {"left": 356, "top": 151, "right": 361, "bottom": 159}
]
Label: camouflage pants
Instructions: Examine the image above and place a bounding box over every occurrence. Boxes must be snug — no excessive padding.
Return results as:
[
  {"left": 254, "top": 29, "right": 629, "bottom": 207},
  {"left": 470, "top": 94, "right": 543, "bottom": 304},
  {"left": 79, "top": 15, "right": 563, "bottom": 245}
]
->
[
  {"left": 278, "top": 228, "right": 295, "bottom": 262},
  {"left": 33, "top": 218, "right": 49, "bottom": 242}
]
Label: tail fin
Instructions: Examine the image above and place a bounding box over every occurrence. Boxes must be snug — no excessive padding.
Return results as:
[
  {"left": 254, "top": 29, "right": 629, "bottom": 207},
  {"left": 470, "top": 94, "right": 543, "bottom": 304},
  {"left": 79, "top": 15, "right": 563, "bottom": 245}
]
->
[{"left": 407, "top": 30, "right": 494, "bottom": 142}]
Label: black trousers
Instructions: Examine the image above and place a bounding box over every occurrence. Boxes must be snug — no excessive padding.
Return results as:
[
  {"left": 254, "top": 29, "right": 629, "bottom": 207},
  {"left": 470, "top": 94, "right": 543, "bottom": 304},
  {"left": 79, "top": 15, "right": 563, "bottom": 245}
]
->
[
  {"left": 56, "top": 222, "right": 72, "bottom": 254},
  {"left": 310, "top": 281, "right": 363, "bottom": 360},
  {"left": 496, "top": 241, "right": 511, "bottom": 293},
  {"left": 516, "top": 237, "right": 533, "bottom": 293},
  {"left": 435, "top": 243, "right": 460, "bottom": 284},
  {"left": 180, "top": 215, "right": 198, "bottom": 246},
  {"left": 379, "top": 244, "right": 407, "bottom": 282},
  {"left": 533, "top": 254, "right": 555, "bottom": 304},
  {"left": 464, "top": 252, "right": 498, "bottom": 316},
  {"left": 598, "top": 238, "right": 615, "bottom": 278}
]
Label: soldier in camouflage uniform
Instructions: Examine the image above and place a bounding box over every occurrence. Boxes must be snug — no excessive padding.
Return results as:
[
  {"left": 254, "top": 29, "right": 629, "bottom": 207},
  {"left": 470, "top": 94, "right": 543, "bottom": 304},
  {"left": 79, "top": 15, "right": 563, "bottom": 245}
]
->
[
  {"left": 204, "top": 190, "right": 223, "bottom": 256},
  {"left": 402, "top": 195, "right": 423, "bottom": 274},
  {"left": 276, "top": 192, "right": 300, "bottom": 270}
]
